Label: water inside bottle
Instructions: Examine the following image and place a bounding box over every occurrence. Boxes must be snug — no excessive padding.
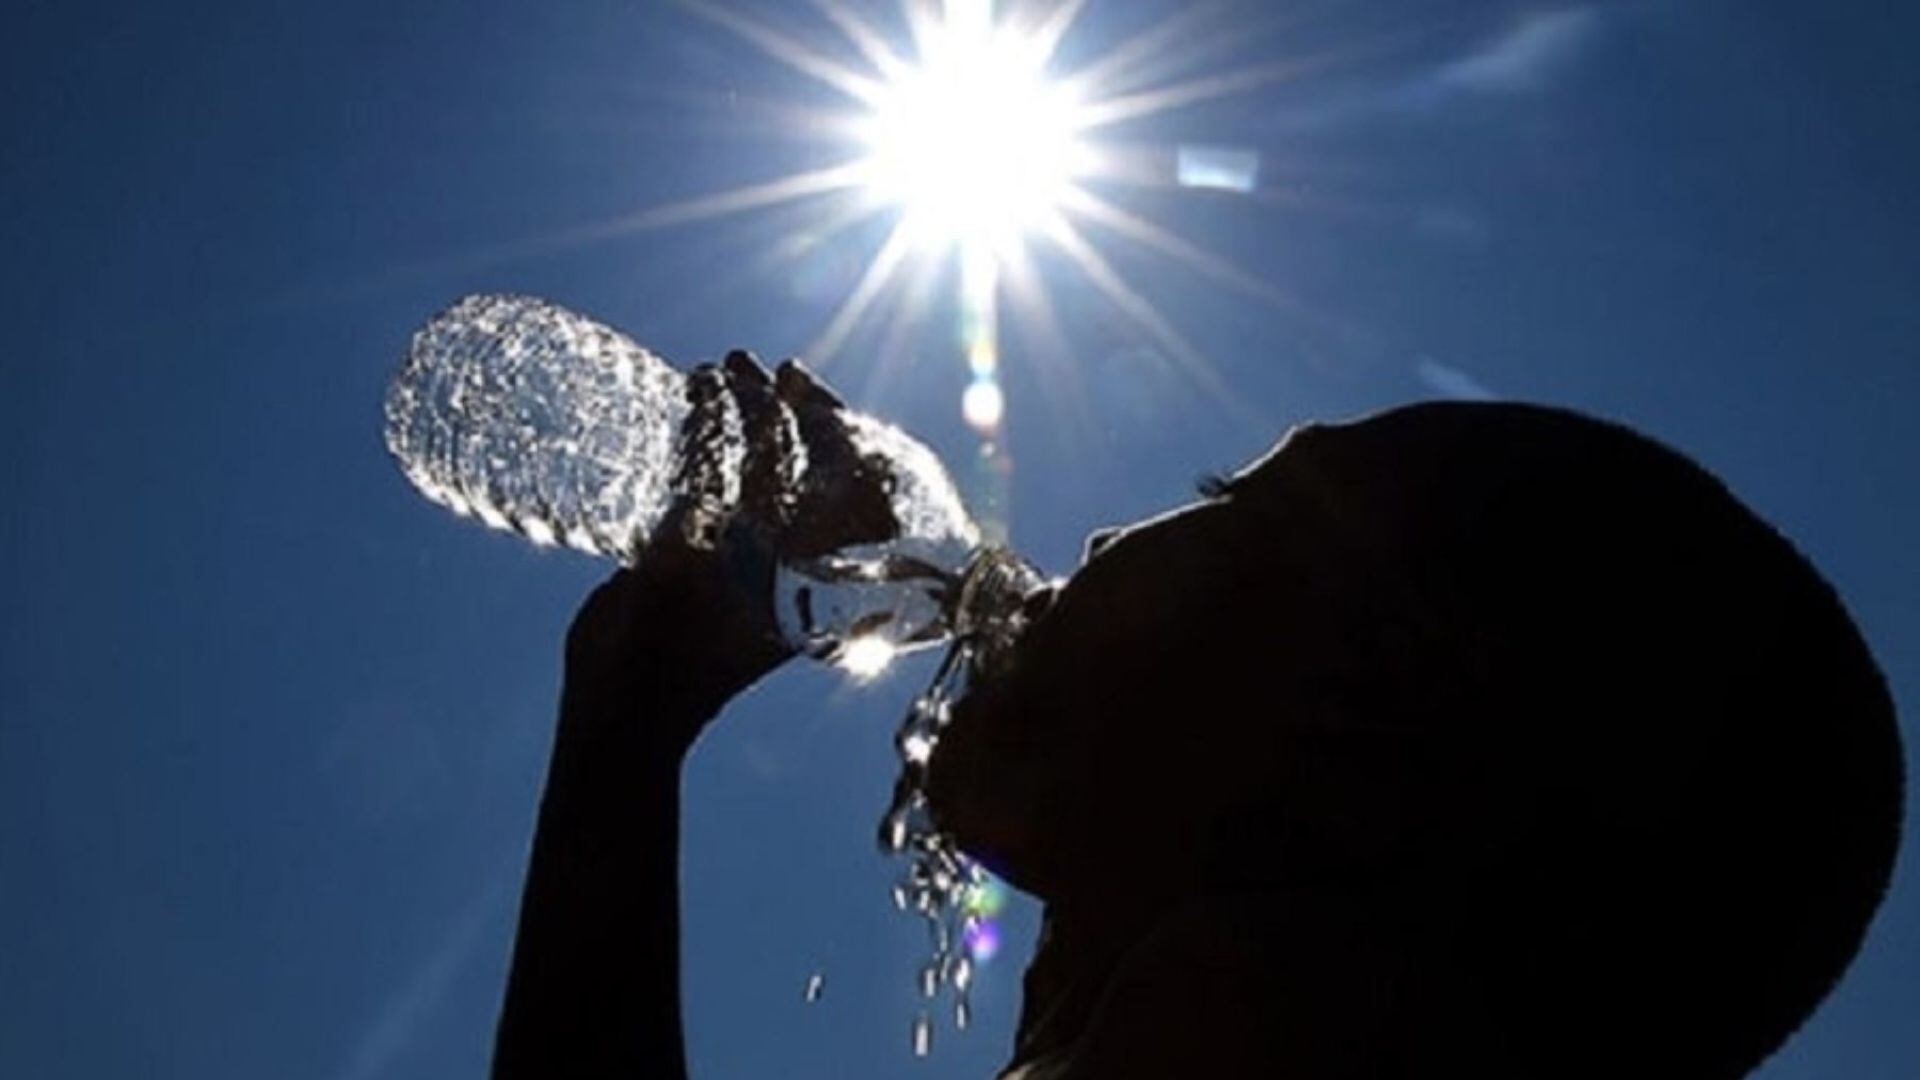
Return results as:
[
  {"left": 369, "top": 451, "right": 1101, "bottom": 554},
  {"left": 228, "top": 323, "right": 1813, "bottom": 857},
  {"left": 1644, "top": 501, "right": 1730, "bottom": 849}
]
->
[
  {"left": 384, "top": 294, "right": 691, "bottom": 559},
  {"left": 388, "top": 293, "right": 984, "bottom": 666},
  {"left": 771, "top": 409, "right": 979, "bottom": 663}
]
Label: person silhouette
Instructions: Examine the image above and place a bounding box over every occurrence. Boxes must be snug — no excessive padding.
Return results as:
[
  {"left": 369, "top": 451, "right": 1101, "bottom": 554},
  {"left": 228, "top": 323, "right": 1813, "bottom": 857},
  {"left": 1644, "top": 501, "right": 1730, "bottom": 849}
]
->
[{"left": 491, "top": 393, "right": 1903, "bottom": 1079}]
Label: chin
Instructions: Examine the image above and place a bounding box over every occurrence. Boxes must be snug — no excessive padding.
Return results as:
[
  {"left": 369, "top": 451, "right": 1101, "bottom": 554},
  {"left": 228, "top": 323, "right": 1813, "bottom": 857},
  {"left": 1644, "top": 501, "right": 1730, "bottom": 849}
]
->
[{"left": 928, "top": 761, "right": 1043, "bottom": 894}]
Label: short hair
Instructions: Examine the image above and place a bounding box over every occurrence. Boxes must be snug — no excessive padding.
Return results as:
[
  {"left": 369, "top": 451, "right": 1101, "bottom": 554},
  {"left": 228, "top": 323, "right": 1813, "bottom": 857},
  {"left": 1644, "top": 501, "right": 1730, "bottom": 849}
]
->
[{"left": 1204, "top": 403, "right": 1903, "bottom": 1076}]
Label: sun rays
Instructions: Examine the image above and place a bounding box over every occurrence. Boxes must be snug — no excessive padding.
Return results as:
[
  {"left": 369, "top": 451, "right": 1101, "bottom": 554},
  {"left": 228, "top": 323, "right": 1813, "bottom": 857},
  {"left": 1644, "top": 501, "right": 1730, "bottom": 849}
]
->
[{"left": 635, "top": 0, "right": 1313, "bottom": 533}]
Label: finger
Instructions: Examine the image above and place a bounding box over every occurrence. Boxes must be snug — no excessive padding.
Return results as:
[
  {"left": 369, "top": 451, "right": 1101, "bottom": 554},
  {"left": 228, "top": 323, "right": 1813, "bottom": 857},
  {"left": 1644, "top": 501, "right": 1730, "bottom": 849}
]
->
[
  {"left": 775, "top": 364, "right": 900, "bottom": 558},
  {"left": 724, "top": 352, "right": 801, "bottom": 532},
  {"left": 775, "top": 358, "right": 846, "bottom": 411},
  {"left": 722, "top": 348, "right": 774, "bottom": 391},
  {"left": 721, "top": 350, "right": 778, "bottom": 441},
  {"left": 719, "top": 515, "right": 781, "bottom": 595},
  {"left": 722, "top": 350, "right": 777, "bottom": 422},
  {"left": 669, "top": 365, "right": 738, "bottom": 548}
]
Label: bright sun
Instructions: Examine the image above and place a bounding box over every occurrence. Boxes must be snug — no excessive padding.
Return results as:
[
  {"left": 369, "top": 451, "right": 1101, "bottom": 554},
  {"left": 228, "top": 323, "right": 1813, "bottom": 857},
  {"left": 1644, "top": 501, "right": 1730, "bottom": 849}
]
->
[
  {"left": 669, "top": 0, "right": 1289, "bottom": 458},
  {"left": 857, "top": 2, "right": 1089, "bottom": 255},
  {"left": 648, "top": 0, "right": 1292, "bottom": 654}
]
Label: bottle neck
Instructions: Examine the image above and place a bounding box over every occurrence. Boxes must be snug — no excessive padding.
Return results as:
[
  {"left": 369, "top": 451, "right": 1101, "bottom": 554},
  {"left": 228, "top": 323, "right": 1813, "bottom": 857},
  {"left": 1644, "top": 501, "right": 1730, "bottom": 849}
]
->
[{"left": 950, "top": 546, "right": 1048, "bottom": 679}]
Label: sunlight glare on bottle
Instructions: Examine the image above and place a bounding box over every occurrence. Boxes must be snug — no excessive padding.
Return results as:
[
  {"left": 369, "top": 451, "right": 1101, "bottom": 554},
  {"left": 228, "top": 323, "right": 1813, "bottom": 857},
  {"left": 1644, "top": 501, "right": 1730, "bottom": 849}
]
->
[
  {"left": 838, "top": 634, "right": 900, "bottom": 681},
  {"left": 857, "top": 0, "right": 1090, "bottom": 256}
]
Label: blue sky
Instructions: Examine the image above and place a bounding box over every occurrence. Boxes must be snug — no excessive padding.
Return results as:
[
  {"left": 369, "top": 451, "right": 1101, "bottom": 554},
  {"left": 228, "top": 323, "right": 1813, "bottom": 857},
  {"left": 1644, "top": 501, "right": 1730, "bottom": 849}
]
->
[{"left": 1, "top": 2, "right": 1914, "bottom": 1077}]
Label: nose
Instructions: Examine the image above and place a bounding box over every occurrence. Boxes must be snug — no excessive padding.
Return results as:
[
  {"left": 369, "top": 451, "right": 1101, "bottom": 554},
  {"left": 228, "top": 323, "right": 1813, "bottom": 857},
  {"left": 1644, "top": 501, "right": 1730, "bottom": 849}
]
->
[{"left": 1083, "top": 527, "right": 1123, "bottom": 562}]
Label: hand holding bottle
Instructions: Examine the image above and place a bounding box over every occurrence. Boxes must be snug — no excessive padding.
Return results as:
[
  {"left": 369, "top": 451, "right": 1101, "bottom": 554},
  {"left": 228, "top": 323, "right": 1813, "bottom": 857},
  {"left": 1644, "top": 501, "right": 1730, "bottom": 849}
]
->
[
  {"left": 561, "top": 350, "right": 913, "bottom": 747},
  {"left": 386, "top": 294, "right": 982, "bottom": 664}
]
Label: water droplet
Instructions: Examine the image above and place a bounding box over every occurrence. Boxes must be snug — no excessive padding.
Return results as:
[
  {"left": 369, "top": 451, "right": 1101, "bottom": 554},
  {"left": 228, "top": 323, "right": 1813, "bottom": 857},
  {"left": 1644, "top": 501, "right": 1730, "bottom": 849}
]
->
[
  {"left": 912, "top": 1013, "right": 932, "bottom": 1057},
  {"left": 919, "top": 962, "right": 940, "bottom": 998},
  {"left": 804, "top": 972, "right": 825, "bottom": 1003},
  {"left": 900, "top": 730, "right": 935, "bottom": 764},
  {"left": 955, "top": 998, "right": 972, "bottom": 1031}
]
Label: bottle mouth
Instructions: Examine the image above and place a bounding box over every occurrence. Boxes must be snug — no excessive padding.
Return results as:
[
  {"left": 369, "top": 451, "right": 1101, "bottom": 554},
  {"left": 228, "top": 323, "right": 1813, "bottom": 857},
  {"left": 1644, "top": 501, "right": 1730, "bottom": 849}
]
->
[{"left": 947, "top": 546, "right": 1050, "bottom": 678}]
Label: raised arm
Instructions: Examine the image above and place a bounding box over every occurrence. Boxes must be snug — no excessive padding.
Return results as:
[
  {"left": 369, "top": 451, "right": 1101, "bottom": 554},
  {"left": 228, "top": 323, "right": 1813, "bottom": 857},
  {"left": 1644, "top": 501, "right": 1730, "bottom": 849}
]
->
[
  {"left": 491, "top": 352, "right": 894, "bottom": 1077},
  {"left": 492, "top": 531, "right": 793, "bottom": 1079}
]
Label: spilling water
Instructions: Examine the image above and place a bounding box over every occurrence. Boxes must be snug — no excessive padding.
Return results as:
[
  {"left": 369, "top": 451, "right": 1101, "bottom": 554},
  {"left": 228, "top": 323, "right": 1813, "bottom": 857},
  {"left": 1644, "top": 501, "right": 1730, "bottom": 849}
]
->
[{"left": 877, "top": 548, "right": 1046, "bottom": 1052}]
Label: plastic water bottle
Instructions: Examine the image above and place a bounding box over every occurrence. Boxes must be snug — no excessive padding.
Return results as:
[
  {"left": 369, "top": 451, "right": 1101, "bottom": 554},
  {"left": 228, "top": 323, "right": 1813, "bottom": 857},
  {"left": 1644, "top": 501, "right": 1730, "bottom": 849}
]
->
[
  {"left": 383, "top": 293, "right": 1007, "bottom": 661},
  {"left": 385, "top": 293, "right": 1052, "bottom": 1049}
]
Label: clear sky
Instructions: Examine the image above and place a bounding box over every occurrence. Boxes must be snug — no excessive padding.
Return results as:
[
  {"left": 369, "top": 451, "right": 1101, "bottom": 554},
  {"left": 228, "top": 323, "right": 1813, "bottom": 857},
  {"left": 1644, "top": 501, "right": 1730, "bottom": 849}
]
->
[{"left": 2, "top": 2, "right": 1914, "bottom": 1077}]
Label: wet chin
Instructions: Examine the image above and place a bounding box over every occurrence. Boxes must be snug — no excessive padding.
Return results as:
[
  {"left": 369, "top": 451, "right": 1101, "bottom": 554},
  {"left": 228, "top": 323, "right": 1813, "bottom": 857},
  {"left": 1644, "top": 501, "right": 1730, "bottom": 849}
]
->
[{"left": 926, "top": 727, "right": 1039, "bottom": 891}]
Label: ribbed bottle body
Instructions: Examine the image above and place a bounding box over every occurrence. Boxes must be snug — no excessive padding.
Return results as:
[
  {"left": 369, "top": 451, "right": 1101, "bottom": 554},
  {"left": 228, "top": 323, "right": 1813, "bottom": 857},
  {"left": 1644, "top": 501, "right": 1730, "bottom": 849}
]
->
[
  {"left": 385, "top": 293, "right": 984, "bottom": 655},
  {"left": 384, "top": 294, "right": 689, "bottom": 559}
]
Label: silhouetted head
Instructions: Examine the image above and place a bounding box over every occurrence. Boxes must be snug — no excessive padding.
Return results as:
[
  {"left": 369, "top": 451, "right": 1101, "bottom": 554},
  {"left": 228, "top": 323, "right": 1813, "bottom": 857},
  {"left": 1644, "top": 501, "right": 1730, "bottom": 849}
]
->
[{"left": 927, "top": 401, "right": 1902, "bottom": 1077}]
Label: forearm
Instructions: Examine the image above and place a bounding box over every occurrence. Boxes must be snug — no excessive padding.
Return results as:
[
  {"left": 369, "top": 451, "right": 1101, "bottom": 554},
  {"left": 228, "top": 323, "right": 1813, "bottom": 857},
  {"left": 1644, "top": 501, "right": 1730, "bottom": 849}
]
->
[{"left": 492, "top": 667, "right": 717, "bottom": 1080}]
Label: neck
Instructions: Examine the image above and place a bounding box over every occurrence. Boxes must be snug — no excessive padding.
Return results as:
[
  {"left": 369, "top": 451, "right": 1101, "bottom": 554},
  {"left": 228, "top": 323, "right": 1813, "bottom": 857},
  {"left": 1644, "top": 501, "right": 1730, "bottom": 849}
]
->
[
  {"left": 1005, "top": 882, "right": 1499, "bottom": 1077},
  {"left": 1006, "top": 892, "right": 1171, "bottom": 1069}
]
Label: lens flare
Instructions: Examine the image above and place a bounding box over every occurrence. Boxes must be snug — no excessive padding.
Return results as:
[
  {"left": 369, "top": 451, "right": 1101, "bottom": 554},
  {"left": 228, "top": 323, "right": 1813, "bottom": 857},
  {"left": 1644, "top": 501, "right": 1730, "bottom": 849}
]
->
[
  {"left": 963, "top": 916, "right": 1003, "bottom": 963},
  {"left": 961, "top": 380, "right": 1006, "bottom": 432},
  {"left": 964, "top": 874, "right": 1008, "bottom": 918},
  {"left": 958, "top": 873, "right": 1009, "bottom": 963}
]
